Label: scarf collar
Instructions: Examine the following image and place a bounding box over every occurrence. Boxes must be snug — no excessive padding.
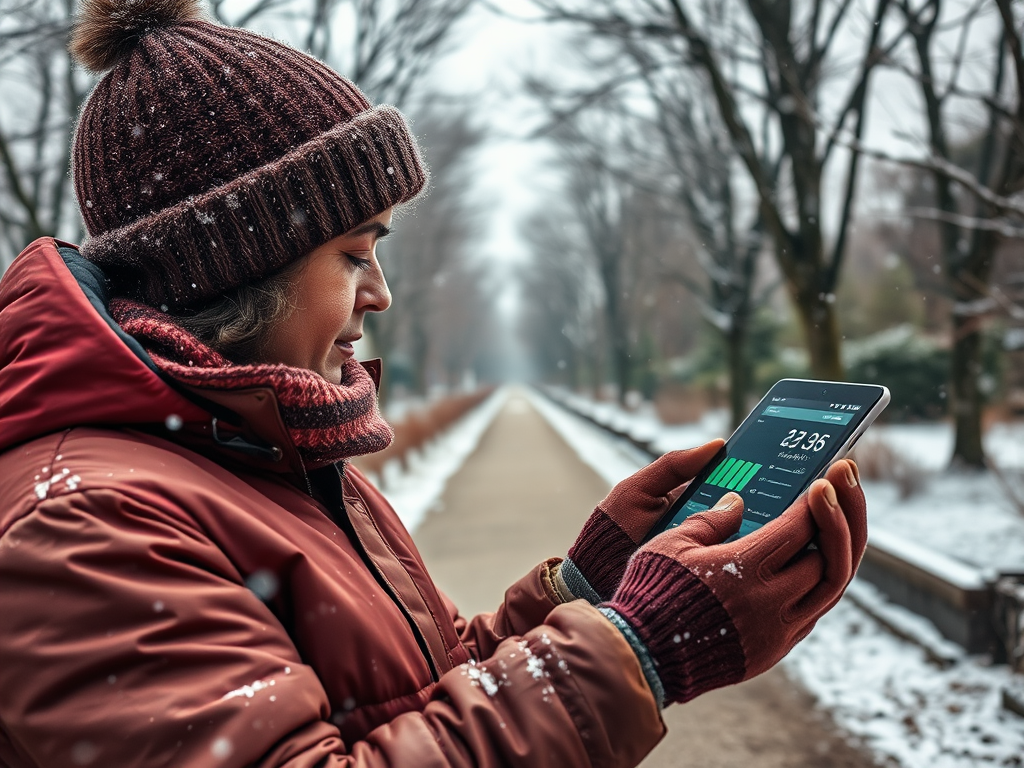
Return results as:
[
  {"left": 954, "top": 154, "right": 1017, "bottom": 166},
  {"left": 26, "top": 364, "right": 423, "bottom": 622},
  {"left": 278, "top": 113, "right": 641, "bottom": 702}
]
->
[{"left": 110, "top": 299, "right": 393, "bottom": 469}]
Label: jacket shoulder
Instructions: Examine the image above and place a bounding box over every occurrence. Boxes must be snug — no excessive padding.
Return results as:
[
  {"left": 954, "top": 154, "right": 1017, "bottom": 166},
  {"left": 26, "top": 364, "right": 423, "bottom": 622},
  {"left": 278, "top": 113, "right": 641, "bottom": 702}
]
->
[{"left": 0, "top": 426, "right": 285, "bottom": 537}]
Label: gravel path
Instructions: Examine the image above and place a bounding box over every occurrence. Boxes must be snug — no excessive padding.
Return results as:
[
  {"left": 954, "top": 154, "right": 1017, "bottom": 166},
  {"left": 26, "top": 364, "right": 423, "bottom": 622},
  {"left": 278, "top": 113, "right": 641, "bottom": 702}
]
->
[{"left": 412, "top": 391, "right": 880, "bottom": 767}]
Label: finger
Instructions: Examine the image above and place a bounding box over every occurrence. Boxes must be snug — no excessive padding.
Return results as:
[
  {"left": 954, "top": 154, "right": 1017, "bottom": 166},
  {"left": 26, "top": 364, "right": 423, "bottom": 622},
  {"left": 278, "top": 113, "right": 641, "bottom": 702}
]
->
[
  {"left": 646, "top": 439, "right": 725, "bottom": 492},
  {"left": 744, "top": 495, "right": 817, "bottom": 577},
  {"left": 666, "top": 491, "right": 744, "bottom": 548},
  {"left": 601, "top": 440, "right": 725, "bottom": 541},
  {"left": 604, "top": 439, "right": 725, "bottom": 506},
  {"left": 824, "top": 459, "right": 867, "bottom": 571},
  {"left": 792, "top": 480, "right": 854, "bottom": 617}
]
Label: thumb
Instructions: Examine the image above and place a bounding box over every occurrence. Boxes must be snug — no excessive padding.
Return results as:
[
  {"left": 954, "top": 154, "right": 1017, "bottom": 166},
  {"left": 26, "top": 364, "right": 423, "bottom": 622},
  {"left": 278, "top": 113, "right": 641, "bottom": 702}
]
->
[
  {"left": 670, "top": 492, "right": 744, "bottom": 547},
  {"left": 605, "top": 439, "right": 725, "bottom": 507}
]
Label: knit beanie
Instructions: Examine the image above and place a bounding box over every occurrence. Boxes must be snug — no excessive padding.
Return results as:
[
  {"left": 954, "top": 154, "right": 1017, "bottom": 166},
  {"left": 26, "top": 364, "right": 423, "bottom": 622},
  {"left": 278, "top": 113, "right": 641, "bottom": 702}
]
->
[{"left": 69, "top": 0, "right": 427, "bottom": 310}]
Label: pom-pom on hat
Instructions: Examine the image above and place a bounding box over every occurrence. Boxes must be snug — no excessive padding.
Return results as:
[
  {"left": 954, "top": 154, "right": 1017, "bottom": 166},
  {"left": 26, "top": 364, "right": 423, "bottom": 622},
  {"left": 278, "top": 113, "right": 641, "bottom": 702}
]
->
[{"left": 69, "top": 0, "right": 426, "bottom": 310}]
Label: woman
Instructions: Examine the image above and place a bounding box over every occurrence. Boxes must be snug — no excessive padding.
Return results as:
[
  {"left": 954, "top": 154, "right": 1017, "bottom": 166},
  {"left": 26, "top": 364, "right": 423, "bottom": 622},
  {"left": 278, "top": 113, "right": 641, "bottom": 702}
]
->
[{"left": 0, "top": 2, "right": 867, "bottom": 767}]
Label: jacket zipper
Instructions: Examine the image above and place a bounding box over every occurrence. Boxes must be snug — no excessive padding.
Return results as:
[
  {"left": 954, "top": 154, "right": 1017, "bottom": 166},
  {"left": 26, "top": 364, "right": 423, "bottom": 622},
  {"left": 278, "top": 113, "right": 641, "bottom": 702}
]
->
[{"left": 313, "top": 464, "right": 441, "bottom": 682}]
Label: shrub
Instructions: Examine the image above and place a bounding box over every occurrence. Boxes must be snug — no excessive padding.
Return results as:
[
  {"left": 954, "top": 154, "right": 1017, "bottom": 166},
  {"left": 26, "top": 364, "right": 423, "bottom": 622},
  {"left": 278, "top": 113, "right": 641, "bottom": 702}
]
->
[{"left": 845, "top": 324, "right": 1003, "bottom": 422}]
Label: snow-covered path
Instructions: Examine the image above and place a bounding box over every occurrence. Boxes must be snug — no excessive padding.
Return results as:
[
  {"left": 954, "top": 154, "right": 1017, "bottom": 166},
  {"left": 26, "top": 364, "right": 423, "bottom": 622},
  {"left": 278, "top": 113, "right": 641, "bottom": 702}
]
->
[
  {"left": 411, "top": 389, "right": 878, "bottom": 767},
  {"left": 370, "top": 386, "right": 1024, "bottom": 766}
]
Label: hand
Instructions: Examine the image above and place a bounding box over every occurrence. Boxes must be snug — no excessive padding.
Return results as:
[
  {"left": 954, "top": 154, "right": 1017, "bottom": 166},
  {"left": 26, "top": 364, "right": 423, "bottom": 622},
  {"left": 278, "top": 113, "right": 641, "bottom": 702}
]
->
[
  {"left": 600, "top": 460, "right": 866, "bottom": 706},
  {"left": 559, "top": 440, "right": 724, "bottom": 603}
]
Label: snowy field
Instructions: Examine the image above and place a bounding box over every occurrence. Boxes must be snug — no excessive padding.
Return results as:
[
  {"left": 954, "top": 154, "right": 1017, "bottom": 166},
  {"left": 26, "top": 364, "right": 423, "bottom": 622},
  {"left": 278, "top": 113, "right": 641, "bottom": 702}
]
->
[{"left": 379, "top": 386, "right": 1024, "bottom": 766}]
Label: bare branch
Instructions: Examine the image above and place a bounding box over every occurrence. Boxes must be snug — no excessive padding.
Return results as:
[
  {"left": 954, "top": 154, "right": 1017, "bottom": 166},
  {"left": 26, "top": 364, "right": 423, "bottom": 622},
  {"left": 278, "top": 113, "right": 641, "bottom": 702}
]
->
[
  {"left": 903, "top": 206, "right": 1024, "bottom": 238},
  {"left": 853, "top": 140, "right": 1024, "bottom": 217}
]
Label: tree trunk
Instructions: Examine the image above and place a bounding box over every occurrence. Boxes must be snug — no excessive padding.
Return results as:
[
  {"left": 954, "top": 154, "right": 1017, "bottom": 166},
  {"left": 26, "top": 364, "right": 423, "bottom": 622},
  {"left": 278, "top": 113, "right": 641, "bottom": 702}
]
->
[
  {"left": 726, "top": 320, "right": 749, "bottom": 430},
  {"left": 411, "top": 320, "right": 430, "bottom": 397},
  {"left": 612, "top": 332, "right": 632, "bottom": 406},
  {"left": 949, "top": 316, "right": 986, "bottom": 468},
  {"left": 794, "top": 295, "right": 844, "bottom": 382}
]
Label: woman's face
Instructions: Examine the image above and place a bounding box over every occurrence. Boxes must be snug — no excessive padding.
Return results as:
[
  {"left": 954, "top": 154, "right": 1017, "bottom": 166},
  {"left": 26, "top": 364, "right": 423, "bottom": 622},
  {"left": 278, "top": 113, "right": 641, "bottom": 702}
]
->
[{"left": 261, "top": 208, "right": 393, "bottom": 384}]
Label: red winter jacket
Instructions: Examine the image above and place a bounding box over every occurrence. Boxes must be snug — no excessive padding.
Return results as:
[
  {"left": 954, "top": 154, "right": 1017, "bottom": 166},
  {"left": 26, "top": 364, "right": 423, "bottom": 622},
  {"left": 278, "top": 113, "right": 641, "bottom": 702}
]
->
[{"left": 0, "top": 238, "right": 663, "bottom": 768}]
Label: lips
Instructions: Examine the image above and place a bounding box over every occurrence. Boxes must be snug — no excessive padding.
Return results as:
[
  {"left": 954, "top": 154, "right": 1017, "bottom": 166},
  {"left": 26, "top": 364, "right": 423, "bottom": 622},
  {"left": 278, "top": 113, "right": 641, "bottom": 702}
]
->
[{"left": 334, "top": 335, "right": 360, "bottom": 356}]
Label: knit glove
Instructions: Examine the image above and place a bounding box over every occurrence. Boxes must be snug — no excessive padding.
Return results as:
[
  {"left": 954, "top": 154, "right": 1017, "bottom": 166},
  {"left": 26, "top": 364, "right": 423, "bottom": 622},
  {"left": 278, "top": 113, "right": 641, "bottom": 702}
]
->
[
  {"left": 557, "top": 440, "right": 725, "bottom": 604},
  {"left": 599, "top": 459, "right": 866, "bottom": 707}
]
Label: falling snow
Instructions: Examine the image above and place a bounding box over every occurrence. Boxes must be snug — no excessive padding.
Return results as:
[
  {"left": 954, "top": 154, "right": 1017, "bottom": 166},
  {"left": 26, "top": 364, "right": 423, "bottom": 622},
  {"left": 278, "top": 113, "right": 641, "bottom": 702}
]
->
[{"left": 210, "top": 737, "right": 232, "bottom": 759}]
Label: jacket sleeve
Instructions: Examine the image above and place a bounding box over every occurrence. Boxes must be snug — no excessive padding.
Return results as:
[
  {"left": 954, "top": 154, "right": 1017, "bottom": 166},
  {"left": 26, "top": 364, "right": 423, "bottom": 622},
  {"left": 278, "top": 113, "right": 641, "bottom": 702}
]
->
[
  {"left": 0, "top": 492, "right": 664, "bottom": 768},
  {"left": 447, "top": 558, "right": 570, "bottom": 661}
]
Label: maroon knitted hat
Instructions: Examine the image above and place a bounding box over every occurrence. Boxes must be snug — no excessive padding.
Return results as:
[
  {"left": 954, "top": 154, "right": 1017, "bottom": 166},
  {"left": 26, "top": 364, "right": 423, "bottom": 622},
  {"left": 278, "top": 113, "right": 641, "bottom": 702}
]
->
[{"left": 69, "top": 0, "right": 427, "bottom": 310}]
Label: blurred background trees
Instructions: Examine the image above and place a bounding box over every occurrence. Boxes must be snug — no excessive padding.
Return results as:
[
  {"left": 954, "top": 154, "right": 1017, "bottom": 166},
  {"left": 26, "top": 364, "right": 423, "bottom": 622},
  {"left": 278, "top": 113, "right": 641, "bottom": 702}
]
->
[
  {"left": 521, "top": 0, "right": 1023, "bottom": 466},
  {"left": 0, "top": 0, "right": 1022, "bottom": 467}
]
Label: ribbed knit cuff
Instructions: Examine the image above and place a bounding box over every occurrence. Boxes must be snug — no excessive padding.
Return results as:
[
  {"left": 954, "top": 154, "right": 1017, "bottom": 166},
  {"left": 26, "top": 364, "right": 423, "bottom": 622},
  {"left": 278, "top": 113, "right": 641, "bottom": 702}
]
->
[
  {"left": 599, "top": 607, "right": 666, "bottom": 709},
  {"left": 81, "top": 106, "right": 426, "bottom": 310},
  {"left": 556, "top": 558, "right": 601, "bottom": 604},
  {"left": 603, "top": 552, "right": 745, "bottom": 705},
  {"left": 567, "top": 511, "right": 637, "bottom": 601}
]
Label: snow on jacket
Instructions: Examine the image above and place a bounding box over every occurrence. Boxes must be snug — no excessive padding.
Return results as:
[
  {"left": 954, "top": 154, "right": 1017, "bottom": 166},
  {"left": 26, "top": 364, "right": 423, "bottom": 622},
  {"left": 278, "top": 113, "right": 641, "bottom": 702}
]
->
[{"left": 0, "top": 239, "right": 663, "bottom": 768}]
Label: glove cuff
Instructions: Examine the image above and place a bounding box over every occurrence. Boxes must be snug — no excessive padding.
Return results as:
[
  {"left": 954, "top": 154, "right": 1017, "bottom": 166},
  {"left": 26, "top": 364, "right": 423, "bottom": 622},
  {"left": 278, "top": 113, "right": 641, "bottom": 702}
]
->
[
  {"left": 599, "top": 607, "right": 666, "bottom": 709},
  {"left": 567, "top": 511, "right": 637, "bottom": 600},
  {"left": 602, "top": 552, "right": 746, "bottom": 704},
  {"left": 557, "top": 558, "right": 602, "bottom": 604}
]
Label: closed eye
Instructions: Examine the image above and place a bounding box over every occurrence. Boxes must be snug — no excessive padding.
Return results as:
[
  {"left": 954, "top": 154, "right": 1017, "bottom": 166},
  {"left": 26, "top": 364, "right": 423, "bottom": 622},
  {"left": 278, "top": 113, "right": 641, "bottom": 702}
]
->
[{"left": 346, "top": 254, "right": 373, "bottom": 271}]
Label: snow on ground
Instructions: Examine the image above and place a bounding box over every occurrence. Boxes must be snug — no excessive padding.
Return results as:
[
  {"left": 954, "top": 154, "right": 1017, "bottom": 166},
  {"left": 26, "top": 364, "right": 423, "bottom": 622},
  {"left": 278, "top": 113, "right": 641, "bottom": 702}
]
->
[
  {"left": 530, "top": 387, "right": 1024, "bottom": 768},
  {"left": 526, "top": 389, "right": 650, "bottom": 486},
  {"left": 871, "top": 422, "right": 1024, "bottom": 473},
  {"left": 859, "top": 422, "right": 1024, "bottom": 573},
  {"left": 787, "top": 591, "right": 1024, "bottom": 768},
  {"left": 375, "top": 388, "right": 507, "bottom": 531}
]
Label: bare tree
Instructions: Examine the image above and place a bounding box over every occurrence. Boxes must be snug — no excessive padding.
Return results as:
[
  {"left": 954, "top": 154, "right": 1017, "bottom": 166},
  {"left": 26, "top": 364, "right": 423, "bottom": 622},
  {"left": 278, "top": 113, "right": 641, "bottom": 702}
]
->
[
  {"left": 526, "top": 109, "right": 694, "bottom": 404},
  {"left": 0, "top": 0, "right": 90, "bottom": 263},
  {"left": 548, "top": 125, "right": 653, "bottom": 404},
  {"left": 212, "top": 0, "right": 475, "bottom": 108},
  {"left": 880, "top": 0, "right": 1024, "bottom": 467},
  {"left": 526, "top": 43, "right": 772, "bottom": 425},
  {"left": 531, "top": 0, "right": 899, "bottom": 382},
  {"left": 624, "top": 54, "right": 774, "bottom": 426}
]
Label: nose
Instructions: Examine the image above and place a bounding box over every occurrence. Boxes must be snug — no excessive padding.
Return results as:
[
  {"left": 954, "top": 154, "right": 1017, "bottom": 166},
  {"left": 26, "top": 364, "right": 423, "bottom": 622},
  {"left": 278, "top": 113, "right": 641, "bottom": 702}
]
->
[{"left": 360, "top": 261, "right": 391, "bottom": 313}]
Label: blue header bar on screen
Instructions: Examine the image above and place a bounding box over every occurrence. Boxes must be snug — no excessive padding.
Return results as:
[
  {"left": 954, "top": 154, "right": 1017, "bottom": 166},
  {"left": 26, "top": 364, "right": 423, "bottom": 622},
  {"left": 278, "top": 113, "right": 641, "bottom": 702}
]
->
[{"left": 761, "top": 405, "right": 854, "bottom": 425}]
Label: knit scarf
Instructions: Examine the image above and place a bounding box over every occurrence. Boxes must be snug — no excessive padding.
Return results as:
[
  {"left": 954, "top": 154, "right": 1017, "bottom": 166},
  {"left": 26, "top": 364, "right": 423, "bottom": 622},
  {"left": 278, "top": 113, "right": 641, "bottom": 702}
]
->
[{"left": 111, "top": 299, "right": 394, "bottom": 468}]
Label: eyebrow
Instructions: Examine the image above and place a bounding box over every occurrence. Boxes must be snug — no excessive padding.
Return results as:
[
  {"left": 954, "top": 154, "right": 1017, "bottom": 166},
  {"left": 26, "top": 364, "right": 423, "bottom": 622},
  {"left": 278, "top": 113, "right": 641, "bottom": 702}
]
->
[{"left": 346, "top": 221, "right": 391, "bottom": 239}]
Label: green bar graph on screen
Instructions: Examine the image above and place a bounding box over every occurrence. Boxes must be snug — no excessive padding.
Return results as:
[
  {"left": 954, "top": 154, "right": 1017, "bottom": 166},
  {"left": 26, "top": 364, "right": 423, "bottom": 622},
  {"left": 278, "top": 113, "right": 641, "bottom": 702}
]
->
[
  {"left": 724, "top": 461, "right": 750, "bottom": 489},
  {"left": 719, "top": 460, "right": 745, "bottom": 488},
  {"left": 707, "top": 459, "right": 732, "bottom": 485},
  {"left": 732, "top": 462, "right": 761, "bottom": 490},
  {"left": 707, "top": 458, "right": 762, "bottom": 491}
]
